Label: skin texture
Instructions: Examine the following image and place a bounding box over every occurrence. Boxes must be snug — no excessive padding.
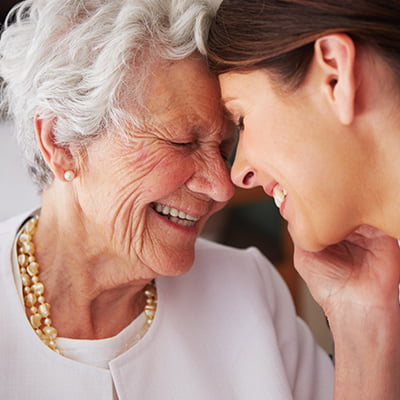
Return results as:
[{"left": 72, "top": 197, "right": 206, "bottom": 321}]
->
[
  {"left": 33, "top": 55, "right": 235, "bottom": 339},
  {"left": 219, "top": 34, "right": 400, "bottom": 399}
]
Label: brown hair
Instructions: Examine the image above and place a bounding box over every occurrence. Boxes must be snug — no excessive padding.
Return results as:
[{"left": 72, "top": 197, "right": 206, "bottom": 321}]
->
[{"left": 207, "top": 0, "right": 400, "bottom": 89}]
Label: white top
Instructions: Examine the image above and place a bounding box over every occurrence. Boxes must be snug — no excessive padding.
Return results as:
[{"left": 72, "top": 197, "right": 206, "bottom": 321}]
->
[
  {"left": 56, "top": 313, "right": 147, "bottom": 368},
  {"left": 0, "top": 211, "right": 334, "bottom": 400}
]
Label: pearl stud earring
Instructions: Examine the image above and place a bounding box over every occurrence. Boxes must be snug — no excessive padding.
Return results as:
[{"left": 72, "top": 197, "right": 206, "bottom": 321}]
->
[{"left": 64, "top": 170, "right": 75, "bottom": 182}]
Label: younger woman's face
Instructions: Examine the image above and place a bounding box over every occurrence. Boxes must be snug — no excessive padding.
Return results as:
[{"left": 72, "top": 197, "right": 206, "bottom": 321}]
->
[{"left": 219, "top": 69, "right": 367, "bottom": 251}]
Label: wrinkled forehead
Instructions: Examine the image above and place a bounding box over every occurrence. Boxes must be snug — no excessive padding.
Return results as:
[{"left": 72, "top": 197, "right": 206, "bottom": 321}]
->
[{"left": 132, "top": 56, "right": 232, "bottom": 141}]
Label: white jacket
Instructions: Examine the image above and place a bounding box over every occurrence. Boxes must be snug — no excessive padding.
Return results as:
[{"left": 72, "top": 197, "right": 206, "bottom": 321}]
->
[{"left": 0, "top": 212, "right": 334, "bottom": 399}]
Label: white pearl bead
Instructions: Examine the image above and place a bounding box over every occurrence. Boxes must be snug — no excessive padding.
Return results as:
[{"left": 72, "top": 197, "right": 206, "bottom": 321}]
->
[
  {"left": 27, "top": 262, "right": 39, "bottom": 276},
  {"left": 19, "top": 233, "right": 31, "bottom": 243},
  {"left": 25, "top": 293, "right": 36, "bottom": 307},
  {"left": 25, "top": 219, "right": 37, "bottom": 233},
  {"left": 64, "top": 170, "right": 75, "bottom": 181},
  {"left": 32, "top": 282, "right": 44, "bottom": 295},
  {"left": 39, "top": 303, "right": 50, "bottom": 318},
  {"left": 43, "top": 326, "right": 58, "bottom": 339},
  {"left": 21, "top": 273, "right": 31, "bottom": 286},
  {"left": 30, "top": 313, "right": 42, "bottom": 329},
  {"left": 23, "top": 242, "right": 35, "bottom": 254}
]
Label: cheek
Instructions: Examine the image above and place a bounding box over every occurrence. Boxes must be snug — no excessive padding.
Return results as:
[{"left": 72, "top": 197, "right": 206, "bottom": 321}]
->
[
  {"left": 134, "top": 150, "right": 195, "bottom": 200},
  {"left": 76, "top": 144, "right": 168, "bottom": 225},
  {"left": 105, "top": 143, "right": 191, "bottom": 200}
]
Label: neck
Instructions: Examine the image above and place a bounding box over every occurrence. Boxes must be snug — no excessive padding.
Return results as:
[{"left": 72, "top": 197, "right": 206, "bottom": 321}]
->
[
  {"left": 355, "top": 117, "right": 400, "bottom": 239},
  {"left": 31, "top": 197, "right": 155, "bottom": 339},
  {"left": 353, "top": 49, "right": 400, "bottom": 238}
]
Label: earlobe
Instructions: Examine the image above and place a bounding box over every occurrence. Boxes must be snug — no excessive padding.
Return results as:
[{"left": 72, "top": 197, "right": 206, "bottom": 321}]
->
[
  {"left": 314, "top": 34, "right": 356, "bottom": 125},
  {"left": 34, "top": 115, "right": 76, "bottom": 181}
]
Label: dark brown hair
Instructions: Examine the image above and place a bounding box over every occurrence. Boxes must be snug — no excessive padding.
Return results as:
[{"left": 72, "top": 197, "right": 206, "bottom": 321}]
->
[{"left": 207, "top": 0, "right": 400, "bottom": 89}]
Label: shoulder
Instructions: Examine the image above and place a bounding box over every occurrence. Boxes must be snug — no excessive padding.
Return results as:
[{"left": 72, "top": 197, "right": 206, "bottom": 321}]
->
[
  {"left": 194, "top": 237, "right": 285, "bottom": 283},
  {"left": 0, "top": 214, "right": 24, "bottom": 237},
  {"left": 0, "top": 210, "right": 38, "bottom": 253},
  {"left": 191, "top": 239, "right": 334, "bottom": 396},
  {"left": 159, "top": 237, "right": 292, "bottom": 327},
  {"left": 190, "top": 238, "right": 293, "bottom": 313},
  {"left": 0, "top": 210, "right": 36, "bottom": 236},
  {"left": 194, "top": 237, "right": 275, "bottom": 272}
]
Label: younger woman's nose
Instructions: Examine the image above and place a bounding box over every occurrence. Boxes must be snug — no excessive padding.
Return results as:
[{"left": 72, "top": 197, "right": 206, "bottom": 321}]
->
[{"left": 231, "top": 155, "right": 258, "bottom": 189}]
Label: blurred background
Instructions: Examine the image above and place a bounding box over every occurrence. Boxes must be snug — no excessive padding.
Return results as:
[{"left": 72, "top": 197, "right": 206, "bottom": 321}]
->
[
  {"left": 0, "top": 1, "right": 19, "bottom": 24},
  {"left": 0, "top": 0, "right": 332, "bottom": 353}
]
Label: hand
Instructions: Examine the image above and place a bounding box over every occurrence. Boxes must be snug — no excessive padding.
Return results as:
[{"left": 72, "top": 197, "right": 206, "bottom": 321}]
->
[
  {"left": 293, "top": 225, "right": 400, "bottom": 317},
  {"left": 294, "top": 226, "right": 400, "bottom": 399}
]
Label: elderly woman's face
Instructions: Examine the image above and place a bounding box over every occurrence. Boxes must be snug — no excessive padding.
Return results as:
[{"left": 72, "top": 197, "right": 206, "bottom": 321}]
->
[{"left": 74, "top": 57, "right": 235, "bottom": 277}]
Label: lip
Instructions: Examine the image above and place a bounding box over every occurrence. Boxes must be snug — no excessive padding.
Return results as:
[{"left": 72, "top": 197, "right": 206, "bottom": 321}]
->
[
  {"left": 263, "top": 182, "right": 288, "bottom": 218},
  {"left": 263, "top": 181, "right": 279, "bottom": 198},
  {"left": 278, "top": 196, "right": 287, "bottom": 218}
]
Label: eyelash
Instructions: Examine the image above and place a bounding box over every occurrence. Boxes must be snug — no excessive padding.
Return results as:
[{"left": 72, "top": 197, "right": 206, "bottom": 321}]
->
[
  {"left": 172, "top": 139, "right": 233, "bottom": 164},
  {"left": 170, "top": 141, "right": 195, "bottom": 147},
  {"left": 236, "top": 116, "right": 244, "bottom": 132}
]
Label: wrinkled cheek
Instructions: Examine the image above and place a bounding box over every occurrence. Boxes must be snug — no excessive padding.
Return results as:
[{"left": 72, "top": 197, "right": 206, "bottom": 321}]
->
[{"left": 107, "top": 202, "right": 149, "bottom": 258}]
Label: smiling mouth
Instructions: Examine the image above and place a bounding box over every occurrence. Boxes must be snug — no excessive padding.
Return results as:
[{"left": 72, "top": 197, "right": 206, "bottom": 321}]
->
[{"left": 150, "top": 202, "right": 200, "bottom": 227}]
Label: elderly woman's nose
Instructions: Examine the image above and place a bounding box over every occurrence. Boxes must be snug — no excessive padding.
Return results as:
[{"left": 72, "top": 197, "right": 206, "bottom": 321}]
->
[
  {"left": 231, "top": 151, "right": 258, "bottom": 189},
  {"left": 186, "top": 156, "right": 235, "bottom": 202}
]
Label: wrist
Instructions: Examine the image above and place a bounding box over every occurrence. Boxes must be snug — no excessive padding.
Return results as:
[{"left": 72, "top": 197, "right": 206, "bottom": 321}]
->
[{"left": 329, "top": 306, "right": 400, "bottom": 399}]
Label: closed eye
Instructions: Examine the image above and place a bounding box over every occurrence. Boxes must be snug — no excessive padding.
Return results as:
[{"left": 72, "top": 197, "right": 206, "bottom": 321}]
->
[
  {"left": 220, "top": 130, "right": 239, "bottom": 164},
  {"left": 236, "top": 116, "right": 244, "bottom": 132},
  {"left": 169, "top": 140, "right": 200, "bottom": 154},
  {"left": 169, "top": 140, "right": 196, "bottom": 147}
]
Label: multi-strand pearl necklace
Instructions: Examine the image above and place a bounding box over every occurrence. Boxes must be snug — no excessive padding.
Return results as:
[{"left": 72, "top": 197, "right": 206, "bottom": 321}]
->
[{"left": 17, "top": 215, "right": 157, "bottom": 354}]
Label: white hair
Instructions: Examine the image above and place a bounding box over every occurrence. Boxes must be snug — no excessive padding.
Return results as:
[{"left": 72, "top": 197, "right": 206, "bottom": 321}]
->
[{"left": 0, "top": 0, "right": 221, "bottom": 189}]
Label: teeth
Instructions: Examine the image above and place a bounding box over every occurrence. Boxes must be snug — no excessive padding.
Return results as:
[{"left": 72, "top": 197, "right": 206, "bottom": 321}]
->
[
  {"left": 178, "top": 210, "right": 186, "bottom": 219},
  {"left": 152, "top": 203, "right": 200, "bottom": 224},
  {"left": 169, "top": 216, "right": 196, "bottom": 227},
  {"left": 272, "top": 185, "right": 287, "bottom": 209},
  {"left": 161, "top": 205, "right": 170, "bottom": 215}
]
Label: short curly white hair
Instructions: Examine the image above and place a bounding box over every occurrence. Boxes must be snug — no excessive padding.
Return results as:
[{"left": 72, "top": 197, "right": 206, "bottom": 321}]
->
[{"left": 0, "top": 0, "right": 220, "bottom": 189}]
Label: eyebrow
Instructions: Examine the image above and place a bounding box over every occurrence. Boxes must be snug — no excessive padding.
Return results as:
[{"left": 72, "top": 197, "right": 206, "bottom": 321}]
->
[{"left": 221, "top": 95, "right": 236, "bottom": 103}]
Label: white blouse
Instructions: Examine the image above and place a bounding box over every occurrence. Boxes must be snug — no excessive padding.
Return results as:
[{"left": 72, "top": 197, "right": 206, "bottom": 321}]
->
[{"left": 0, "top": 212, "right": 334, "bottom": 400}]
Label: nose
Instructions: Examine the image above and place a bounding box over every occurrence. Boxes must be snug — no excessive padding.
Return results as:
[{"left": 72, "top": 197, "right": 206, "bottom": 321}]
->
[
  {"left": 185, "top": 153, "right": 235, "bottom": 203},
  {"left": 231, "top": 149, "right": 258, "bottom": 189}
]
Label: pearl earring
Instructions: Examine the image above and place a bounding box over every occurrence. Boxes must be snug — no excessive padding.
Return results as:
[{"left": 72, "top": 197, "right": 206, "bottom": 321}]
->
[{"left": 63, "top": 170, "right": 75, "bottom": 182}]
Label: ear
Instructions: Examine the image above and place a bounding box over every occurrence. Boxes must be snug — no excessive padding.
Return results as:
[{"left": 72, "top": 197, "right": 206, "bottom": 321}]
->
[
  {"left": 34, "top": 115, "right": 76, "bottom": 181},
  {"left": 314, "top": 33, "right": 356, "bottom": 125}
]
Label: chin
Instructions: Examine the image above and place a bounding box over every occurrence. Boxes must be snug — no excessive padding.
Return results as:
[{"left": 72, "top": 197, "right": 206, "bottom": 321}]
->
[
  {"left": 160, "top": 251, "right": 195, "bottom": 277},
  {"left": 287, "top": 223, "right": 330, "bottom": 253},
  {"left": 296, "top": 241, "right": 327, "bottom": 253}
]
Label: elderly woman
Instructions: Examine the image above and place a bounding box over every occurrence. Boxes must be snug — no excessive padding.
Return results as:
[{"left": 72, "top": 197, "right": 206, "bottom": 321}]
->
[
  {"left": 0, "top": 0, "right": 334, "bottom": 398},
  {"left": 207, "top": 0, "right": 400, "bottom": 399}
]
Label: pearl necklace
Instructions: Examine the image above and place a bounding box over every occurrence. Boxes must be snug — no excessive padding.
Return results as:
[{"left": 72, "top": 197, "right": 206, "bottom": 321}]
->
[{"left": 17, "top": 215, "right": 157, "bottom": 354}]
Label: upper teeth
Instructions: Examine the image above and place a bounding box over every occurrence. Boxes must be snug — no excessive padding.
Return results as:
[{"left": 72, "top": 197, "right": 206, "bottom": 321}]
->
[
  {"left": 153, "top": 203, "right": 200, "bottom": 221},
  {"left": 272, "top": 185, "right": 287, "bottom": 209}
]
